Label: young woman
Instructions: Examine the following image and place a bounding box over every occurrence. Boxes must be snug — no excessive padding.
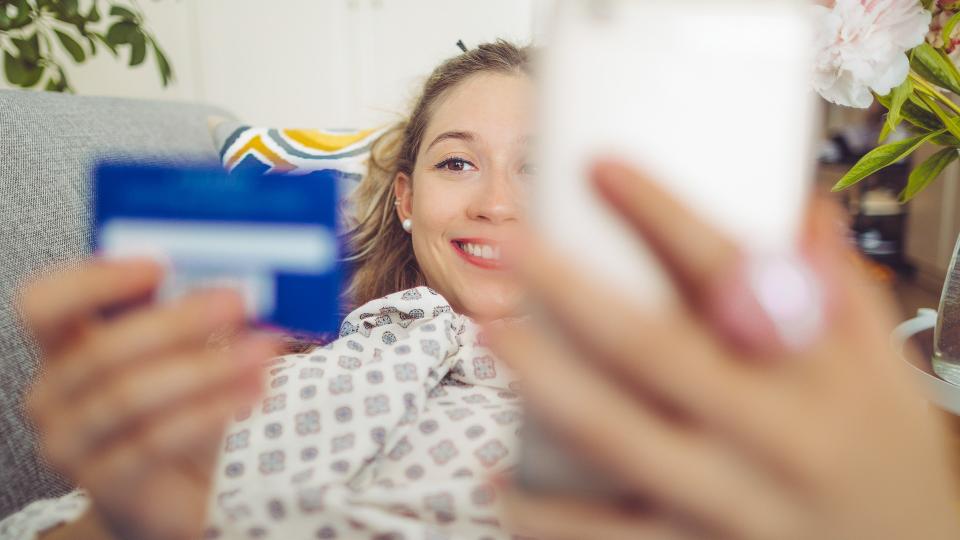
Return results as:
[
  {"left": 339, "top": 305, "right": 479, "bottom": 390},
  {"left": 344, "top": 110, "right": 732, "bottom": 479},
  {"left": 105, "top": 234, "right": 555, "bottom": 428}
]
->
[
  {"left": 2, "top": 40, "right": 958, "bottom": 540},
  {"left": 4, "top": 41, "right": 534, "bottom": 540}
]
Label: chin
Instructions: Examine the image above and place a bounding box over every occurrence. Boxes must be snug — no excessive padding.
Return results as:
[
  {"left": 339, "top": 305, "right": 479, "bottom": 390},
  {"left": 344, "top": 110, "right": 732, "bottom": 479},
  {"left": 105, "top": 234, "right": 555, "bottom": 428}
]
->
[{"left": 455, "top": 283, "right": 524, "bottom": 322}]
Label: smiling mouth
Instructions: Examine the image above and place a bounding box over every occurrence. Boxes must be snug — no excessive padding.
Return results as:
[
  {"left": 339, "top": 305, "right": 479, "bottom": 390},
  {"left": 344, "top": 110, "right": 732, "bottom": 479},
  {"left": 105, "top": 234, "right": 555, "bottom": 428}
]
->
[{"left": 451, "top": 239, "right": 504, "bottom": 269}]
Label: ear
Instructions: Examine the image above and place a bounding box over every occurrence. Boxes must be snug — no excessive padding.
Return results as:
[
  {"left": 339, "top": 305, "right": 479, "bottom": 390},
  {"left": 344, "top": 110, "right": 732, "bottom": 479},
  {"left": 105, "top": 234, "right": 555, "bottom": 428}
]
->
[{"left": 393, "top": 172, "right": 413, "bottom": 222}]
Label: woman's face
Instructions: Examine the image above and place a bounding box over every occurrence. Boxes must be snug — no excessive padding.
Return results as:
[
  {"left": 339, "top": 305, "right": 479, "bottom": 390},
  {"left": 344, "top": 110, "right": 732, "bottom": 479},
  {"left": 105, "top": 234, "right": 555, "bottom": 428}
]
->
[{"left": 394, "top": 72, "right": 533, "bottom": 321}]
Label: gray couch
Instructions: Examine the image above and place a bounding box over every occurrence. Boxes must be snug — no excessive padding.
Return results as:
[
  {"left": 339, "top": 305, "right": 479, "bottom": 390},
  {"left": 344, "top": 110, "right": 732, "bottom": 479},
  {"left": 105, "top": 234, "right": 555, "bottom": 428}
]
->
[{"left": 0, "top": 89, "right": 233, "bottom": 519}]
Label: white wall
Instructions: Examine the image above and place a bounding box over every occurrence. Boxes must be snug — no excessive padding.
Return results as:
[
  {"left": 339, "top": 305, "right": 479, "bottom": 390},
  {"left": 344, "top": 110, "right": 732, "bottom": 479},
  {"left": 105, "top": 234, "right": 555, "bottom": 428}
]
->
[{"left": 13, "top": 0, "right": 539, "bottom": 128}]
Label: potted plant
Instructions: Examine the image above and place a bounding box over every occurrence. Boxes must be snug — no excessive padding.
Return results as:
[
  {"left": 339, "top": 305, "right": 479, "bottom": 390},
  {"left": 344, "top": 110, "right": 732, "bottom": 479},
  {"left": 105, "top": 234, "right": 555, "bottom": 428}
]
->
[
  {"left": 816, "top": 0, "right": 960, "bottom": 384},
  {"left": 0, "top": 0, "right": 172, "bottom": 92}
]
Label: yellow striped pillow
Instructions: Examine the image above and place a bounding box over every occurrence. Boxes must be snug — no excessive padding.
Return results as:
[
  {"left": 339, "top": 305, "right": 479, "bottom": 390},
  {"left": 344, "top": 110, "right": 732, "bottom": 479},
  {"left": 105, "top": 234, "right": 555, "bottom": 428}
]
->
[{"left": 214, "top": 122, "right": 386, "bottom": 188}]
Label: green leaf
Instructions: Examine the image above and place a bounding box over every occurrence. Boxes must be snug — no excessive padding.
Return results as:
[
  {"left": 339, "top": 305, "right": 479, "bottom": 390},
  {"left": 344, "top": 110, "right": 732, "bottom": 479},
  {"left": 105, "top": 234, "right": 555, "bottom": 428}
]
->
[
  {"left": 129, "top": 31, "right": 146, "bottom": 66},
  {"left": 151, "top": 41, "right": 173, "bottom": 85},
  {"left": 87, "top": 3, "right": 101, "bottom": 23},
  {"left": 943, "top": 12, "right": 960, "bottom": 49},
  {"left": 915, "top": 92, "right": 960, "bottom": 142},
  {"left": 12, "top": 33, "right": 41, "bottom": 62},
  {"left": 4, "top": 51, "right": 26, "bottom": 85},
  {"left": 91, "top": 32, "right": 118, "bottom": 56},
  {"left": 51, "top": 0, "right": 85, "bottom": 28},
  {"left": 938, "top": 46, "right": 960, "bottom": 90},
  {"left": 900, "top": 147, "right": 960, "bottom": 202},
  {"left": 106, "top": 21, "right": 138, "bottom": 46},
  {"left": 43, "top": 65, "right": 70, "bottom": 93},
  {"left": 106, "top": 21, "right": 148, "bottom": 67},
  {"left": 62, "top": 0, "right": 79, "bottom": 17},
  {"left": 932, "top": 132, "right": 960, "bottom": 146},
  {"left": 0, "top": 0, "right": 32, "bottom": 31},
  {"left": 833, "top": 129, "right": 946, "bottom": 191},
  {"left": 904, "top": 94, "right": 943, "bottom": 126},
  {"left": 54, "top": 29, "right": 86, "bottom": 63},
  {"left": 883, "top": 79, "right": 913, "bottom": 142},
  {"left": 879, "top": 121, "right": 893, "bottom": 145},
  {"left": 911, "top": 43, "right": 960, "bottom": 95},
  {"left": 3, "top": 51, "right": 44, "bottom": 87},
  {"left": 109, "top": 5, "right": 138, "bottom": 21},
  {"left": 877, "top": 92, "right": 959, "bottom": 143}
]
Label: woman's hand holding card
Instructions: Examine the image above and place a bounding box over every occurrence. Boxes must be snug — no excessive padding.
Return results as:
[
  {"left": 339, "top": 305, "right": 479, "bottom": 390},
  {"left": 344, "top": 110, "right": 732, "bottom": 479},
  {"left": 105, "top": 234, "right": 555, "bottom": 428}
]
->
[{"left": 20, "top": 259, "right": 280, "bottom": 540}]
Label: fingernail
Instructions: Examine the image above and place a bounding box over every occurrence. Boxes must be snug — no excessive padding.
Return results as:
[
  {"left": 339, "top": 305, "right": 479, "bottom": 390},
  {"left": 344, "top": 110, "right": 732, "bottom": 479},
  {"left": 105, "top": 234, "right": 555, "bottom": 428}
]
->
[
  {"left": 591, "top": 160, "right": 629, "bottom": 192},
  {"left": 710, "top": 253, "right": 826, "bottom": 357},
  {"left": 748, "top": 255, "right": 825, "bottom": 353}
]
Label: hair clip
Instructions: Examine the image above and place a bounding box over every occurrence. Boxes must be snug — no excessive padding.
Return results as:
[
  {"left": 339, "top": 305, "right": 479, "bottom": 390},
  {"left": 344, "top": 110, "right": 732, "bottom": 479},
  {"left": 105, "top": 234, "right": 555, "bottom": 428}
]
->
[{"left": 456, "top": 40, "right": 468, "bottom": 53}]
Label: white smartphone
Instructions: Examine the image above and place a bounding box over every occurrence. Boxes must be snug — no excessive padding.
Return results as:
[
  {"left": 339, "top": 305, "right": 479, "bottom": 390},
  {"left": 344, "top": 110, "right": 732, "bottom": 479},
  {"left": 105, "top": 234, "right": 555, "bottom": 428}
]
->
[{"left": 520, "top": 0, "right": 819, "bottom": 496}]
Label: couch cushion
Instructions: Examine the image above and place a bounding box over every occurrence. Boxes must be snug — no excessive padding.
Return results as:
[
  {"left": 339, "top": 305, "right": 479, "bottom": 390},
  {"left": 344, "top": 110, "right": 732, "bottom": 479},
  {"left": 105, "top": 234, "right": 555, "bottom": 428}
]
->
[
  {"left": 214, "top": 121, "right": 385, "bottom": 204},
  {"left": 215, "top": 122, "right": 382, "bottom": 179},
  {"left": 0, "top": 89, "right": 234, "bottom": 519}
]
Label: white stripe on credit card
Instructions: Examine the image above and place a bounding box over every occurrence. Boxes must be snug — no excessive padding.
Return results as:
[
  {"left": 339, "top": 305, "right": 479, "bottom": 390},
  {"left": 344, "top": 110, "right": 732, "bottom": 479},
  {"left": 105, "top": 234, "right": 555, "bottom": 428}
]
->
[{"left": 100, "top": 218, "right": 337, "bottom": 272}]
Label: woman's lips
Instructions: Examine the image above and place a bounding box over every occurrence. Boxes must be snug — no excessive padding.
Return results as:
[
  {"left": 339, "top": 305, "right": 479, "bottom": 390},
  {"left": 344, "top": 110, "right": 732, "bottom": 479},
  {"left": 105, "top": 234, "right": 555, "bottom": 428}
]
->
[{"left": 451, "top": 238, "right": 505, "bottom": 270}]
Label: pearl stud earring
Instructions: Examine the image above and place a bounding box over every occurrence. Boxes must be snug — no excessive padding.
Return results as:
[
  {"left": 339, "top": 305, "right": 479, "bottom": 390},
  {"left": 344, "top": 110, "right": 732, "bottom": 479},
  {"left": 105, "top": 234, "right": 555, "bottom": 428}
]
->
[{"left": 402, "top": 218, "right": 413, "bottom": 233}]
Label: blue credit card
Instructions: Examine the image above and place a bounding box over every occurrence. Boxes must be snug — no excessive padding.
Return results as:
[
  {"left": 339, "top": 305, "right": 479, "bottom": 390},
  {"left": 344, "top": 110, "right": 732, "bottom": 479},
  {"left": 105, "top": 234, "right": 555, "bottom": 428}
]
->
[{"left": 92, "top": 161, "right": 345, "bottom": 335}]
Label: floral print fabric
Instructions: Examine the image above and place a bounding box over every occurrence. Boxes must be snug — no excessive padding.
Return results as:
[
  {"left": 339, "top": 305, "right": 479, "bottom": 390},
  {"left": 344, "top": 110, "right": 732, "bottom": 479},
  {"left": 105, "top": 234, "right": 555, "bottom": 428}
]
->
[{"left": 0, "top": 287, "right": 522, "bottom": 540}]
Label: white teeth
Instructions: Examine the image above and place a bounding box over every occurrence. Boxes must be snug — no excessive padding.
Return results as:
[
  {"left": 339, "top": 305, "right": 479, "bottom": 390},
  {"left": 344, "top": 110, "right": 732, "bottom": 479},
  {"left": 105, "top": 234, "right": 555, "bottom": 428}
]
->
[{"left": 458, "top": 242, "right": 501, "bottom": 261}]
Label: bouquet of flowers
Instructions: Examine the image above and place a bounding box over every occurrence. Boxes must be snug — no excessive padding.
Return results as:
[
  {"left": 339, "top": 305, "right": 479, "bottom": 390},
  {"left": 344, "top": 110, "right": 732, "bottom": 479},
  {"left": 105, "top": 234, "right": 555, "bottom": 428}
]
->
[{"left": 816, "top": 0, "right": 960, "bottom": 201}]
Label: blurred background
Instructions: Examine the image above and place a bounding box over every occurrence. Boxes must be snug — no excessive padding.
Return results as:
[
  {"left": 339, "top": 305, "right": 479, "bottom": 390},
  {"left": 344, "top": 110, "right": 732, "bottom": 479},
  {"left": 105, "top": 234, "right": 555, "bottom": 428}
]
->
[
  {"left": 0, "top": 0, "right": 541, "bottom": 126},
  {"left": 2, "top": 0, "right": 954, "bottom": 321},
  {"left": 820, "top": 104, "right": 959, "bottom": 320}
]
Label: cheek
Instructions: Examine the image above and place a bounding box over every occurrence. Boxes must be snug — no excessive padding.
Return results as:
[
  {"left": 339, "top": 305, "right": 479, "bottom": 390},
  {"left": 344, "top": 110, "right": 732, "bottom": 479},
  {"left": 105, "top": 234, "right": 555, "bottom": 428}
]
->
[
  {"left": 409, "top": 182, "right": 464, "bottom": 281},
  {"left": 411, "top": 180, "right": 470, "bottom": 243},
  {"left": 412, "top": 203, "right": 457, "bottom": 248}
]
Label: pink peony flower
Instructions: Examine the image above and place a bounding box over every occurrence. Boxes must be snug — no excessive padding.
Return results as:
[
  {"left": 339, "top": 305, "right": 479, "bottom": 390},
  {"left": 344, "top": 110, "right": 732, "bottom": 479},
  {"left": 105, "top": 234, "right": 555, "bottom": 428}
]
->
[{"left": 814, "top": 0, "right": 932, "bottom": 108}]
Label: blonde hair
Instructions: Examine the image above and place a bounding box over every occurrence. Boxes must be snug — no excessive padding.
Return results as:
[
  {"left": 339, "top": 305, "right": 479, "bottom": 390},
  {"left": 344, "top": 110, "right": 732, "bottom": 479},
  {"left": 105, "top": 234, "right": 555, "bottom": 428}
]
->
[{"left": 342, "top": 40, "right": 532, "bottom": 313}]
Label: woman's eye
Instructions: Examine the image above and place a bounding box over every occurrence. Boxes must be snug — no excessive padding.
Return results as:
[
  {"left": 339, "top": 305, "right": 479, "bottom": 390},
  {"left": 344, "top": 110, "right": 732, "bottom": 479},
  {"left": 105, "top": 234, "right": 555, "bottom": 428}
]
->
[
  {"left": 520, "top": 163, "right": 537, "bottom": 176},
  {"left": 436, "top": 158, "right": 476, "bottom": 172}
]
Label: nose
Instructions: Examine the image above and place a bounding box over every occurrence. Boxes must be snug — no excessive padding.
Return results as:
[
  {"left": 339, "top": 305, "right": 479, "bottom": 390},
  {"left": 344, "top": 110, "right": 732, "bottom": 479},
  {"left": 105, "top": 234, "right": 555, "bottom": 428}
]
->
[{"left": 467, "top": 166, "right": 523, "bottom": 225}]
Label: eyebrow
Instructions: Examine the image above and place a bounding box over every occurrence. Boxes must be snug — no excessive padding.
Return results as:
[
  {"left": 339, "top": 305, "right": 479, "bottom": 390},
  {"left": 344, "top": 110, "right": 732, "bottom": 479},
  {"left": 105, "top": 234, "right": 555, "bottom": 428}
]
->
[
  {"left": 425, "top": 131, "right": 475, "bottom": 152},
  {"left": 424, "top": 131, "right": 534, "bottom": 154}
]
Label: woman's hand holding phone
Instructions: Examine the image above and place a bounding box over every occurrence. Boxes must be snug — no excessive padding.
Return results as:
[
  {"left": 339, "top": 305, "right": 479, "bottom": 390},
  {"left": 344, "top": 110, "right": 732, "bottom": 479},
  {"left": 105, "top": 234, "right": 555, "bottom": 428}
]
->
[
  {"left": 490, "top": 161, "right": 960, "bottom": 540},
  {"left": 19, "top": 259, "right": 280, "bottom": 540}
]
